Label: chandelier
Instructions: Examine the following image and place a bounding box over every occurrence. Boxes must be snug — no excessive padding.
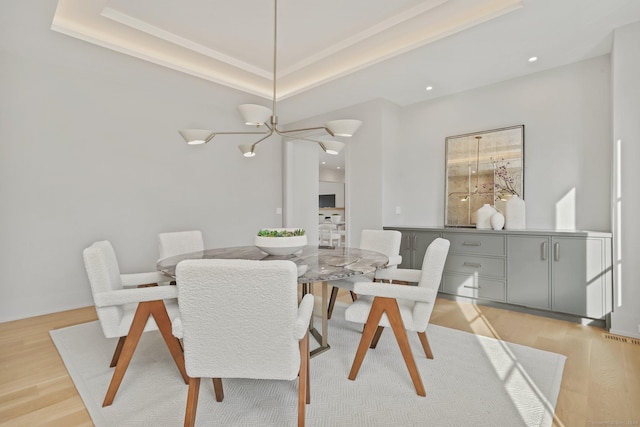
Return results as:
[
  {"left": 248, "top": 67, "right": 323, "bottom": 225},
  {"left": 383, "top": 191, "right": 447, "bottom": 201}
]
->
[{"left": 178, "top": 0, "right": 362, "bottom": 157}]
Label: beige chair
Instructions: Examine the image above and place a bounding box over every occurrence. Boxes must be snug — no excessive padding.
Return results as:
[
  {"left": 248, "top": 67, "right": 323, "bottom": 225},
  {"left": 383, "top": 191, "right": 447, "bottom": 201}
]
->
[
  {"left": 157, "top": 230, "right": 204, "bottom": 260},
  {"left": 82, "top": 240, "right": 188, "bottom": 406},
  {"left": 344, "top": 238, "right": 450, "bottom": 396},
  {"left": 172, "top": 259, "right": 314, "bottom": 427},
  {"left": 327, "top": 229, "right": 402, "bottom": 319}
]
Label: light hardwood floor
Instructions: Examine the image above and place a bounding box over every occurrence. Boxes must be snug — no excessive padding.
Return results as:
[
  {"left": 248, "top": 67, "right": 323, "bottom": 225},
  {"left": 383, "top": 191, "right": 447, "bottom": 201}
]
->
[{"left": 1, "top": 295, "right": 639, "bottom": 426}]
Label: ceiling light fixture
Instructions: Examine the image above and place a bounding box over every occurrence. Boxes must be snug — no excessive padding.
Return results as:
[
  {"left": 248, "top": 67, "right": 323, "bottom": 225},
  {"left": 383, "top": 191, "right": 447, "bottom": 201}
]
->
[
  {"left": 425, "top": 86, "right": 433, "bottom": 91},
  {"left": 528, "top": 56, "right": 538, "bottom": 62},
  {"left": 178, "top": 0, "right": 361, "bottom": 157}
]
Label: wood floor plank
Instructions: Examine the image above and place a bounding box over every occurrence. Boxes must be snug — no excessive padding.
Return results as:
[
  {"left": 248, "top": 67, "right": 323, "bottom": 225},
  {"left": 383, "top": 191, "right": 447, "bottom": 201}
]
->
[{"left": 2, "top": 298, "right": 640, "bottom": 426}]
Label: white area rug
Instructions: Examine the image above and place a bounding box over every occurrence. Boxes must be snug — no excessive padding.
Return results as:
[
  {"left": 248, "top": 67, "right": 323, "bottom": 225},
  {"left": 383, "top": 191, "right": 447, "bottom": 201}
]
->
[{"left": 50, "top": 304, "right": 565, "bottom": 427}]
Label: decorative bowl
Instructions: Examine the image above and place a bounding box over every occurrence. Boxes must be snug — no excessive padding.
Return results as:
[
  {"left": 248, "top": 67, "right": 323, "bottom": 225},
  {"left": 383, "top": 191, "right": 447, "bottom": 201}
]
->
[{"left": 255, "top": 228, "right": 307, "bottom": 256}]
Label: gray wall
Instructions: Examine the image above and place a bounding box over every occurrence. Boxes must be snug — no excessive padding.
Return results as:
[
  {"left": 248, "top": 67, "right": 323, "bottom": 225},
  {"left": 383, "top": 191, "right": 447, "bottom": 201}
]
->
[
  {"left": 611, "top": 21, "right": 640, "bottom": 337},
  {"left": 0, "top": 4, "right": 283, "bottom": 321},
  {"left": 385, "top": 55, "right": 612, "bottom": 232},
  {"left": 285, "top": 99, "right": 398, "bottom": 248}
]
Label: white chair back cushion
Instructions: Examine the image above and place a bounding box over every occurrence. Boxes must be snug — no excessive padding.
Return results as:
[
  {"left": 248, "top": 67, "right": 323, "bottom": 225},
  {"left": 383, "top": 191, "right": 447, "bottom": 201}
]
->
[
  {"left": 412, "top": 238, "right": 450, "bottom": 332},
  {"left": 362, "top": 229, "right": 402, "bottom": 279},
  {"left": 157, "top": 230, "right": 204, "bottom": 260},
  {"left": 82, "top": 240, "right": 125, "bottom": 337},
  {"left": 175, "top": 259, "right": 300, "bottom": 380},
  {"left": 360, "top": 229, "right": 401, "bottom": 260}
]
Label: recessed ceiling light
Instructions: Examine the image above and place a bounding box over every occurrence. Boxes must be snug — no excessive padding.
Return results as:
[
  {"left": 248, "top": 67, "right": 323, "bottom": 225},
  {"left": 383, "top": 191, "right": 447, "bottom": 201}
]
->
[
  {"left": 321, "top": 161, "right": 326, "bottom": 164},
  {"left": 337, "top": 166, "right": 341, "bottom": 169},
  {"left": 425, "top": 86, "right": 433, "bottom": 91},
  {"left": 528, "top": 56, "right": 538, "bottom": 62}
]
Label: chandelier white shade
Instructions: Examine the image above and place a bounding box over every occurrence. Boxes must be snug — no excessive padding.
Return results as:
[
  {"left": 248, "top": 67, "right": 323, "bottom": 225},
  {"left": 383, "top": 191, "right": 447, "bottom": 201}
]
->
[
  {"left": 237, "top": 104, "right": 272, "bottom": 126},
  {"left": 320, "top": 140, "right": 345, "bottom": 155},
  {"left": 178, "top": 0, "right": 361, "bottom": 157},
  {"left": 179, "top": 129, "right": 214, "bottom": 145},
  {"left": 239, "top": 144, "right": 256, "bottom": 157},
  {"left": 325, "top": 119, "right": 362, "bottom": 137}
]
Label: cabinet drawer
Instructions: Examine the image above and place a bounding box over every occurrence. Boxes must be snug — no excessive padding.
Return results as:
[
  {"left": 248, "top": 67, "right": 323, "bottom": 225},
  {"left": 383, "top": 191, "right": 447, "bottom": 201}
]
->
[
  {"left": 444, "top": 254, "right": 505, "bottom": 278},
  {"left": 442, "top": 274, "right": 506, "bottom": 302},
  {"left": 444, "top": 233, "right": 505, "bottom": 256}
]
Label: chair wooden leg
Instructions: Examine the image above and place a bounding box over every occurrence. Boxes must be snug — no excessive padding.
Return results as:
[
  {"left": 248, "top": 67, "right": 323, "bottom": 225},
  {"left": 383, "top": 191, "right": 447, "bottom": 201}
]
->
[
  {"left": 306, "top": 336, "right": 310, "bottom": 405},
  {"left": 327, "top": 286, "right": 339, "bottom": 319},
  {"left": 103, "top": 301, "right": 152, "bottom": 406},
  {"left": 417, "top": 331, "right": 434, "bottom": 359},
  {"left": 349, "top": 291, "right": 357, "bottom": 301},
  {"left": 384, "top": 298, "right": 425, "bottom": 397},
  {"left": 212, "top": 378, "right": 224, "bottom": 402},
  {"left": 298, "top": 331, "right": 310, "bottom": 427},
  {"left": 348, "top": 297, "right": 386, "bottom": 381},
  {"left": 184, "top": 377, "right": 200, "bottom": 427},
  {"left": 109, "top": 336, "right": 126, "bottom": 368},
  {"left": 369, "top": 326, "right": 384, "bottom": 349},
  {"left": 149, "top": 300, "right": 189, "bottom": 384}
]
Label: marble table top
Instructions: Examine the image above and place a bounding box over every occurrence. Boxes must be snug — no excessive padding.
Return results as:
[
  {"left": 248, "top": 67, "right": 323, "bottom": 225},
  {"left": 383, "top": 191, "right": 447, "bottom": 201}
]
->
[{"left": 157, "top": 245, "right": 389, "bottom": 283}]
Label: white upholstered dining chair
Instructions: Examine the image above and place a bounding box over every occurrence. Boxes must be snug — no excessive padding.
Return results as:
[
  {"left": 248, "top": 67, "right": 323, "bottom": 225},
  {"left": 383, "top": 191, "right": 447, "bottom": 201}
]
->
[
  {"left": 327, "top": 229, "right": 402, "bottom": 319},
  {"left": 82, "top": 240, "right": 188, "bottom": 406},
  {"left": 172, "top": 259, "right": 314, "bottom": 427},
  {"left": 344, "top": 237, "right": 450, "bottom": 396},
  {"left": 157, "top": 230, "right": 204, "bottom": 260},
  {"left": 318, "top": 223, "right": 341, "bottom": 247}
]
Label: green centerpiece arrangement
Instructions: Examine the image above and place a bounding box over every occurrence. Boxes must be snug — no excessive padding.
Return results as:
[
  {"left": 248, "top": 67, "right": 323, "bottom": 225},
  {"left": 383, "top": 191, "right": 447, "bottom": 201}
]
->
[
  {"left": 256, "top": 228, "right": 305, "bottom": 237},
  {"left": 255, "top": 228, "right": 307, "bottom": 256}
]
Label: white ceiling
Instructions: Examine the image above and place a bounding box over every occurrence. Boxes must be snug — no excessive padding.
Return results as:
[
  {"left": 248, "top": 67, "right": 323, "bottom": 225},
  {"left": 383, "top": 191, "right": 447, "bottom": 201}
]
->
[{"left": 50, "top": 0, "right": 640, "bottom": 171}]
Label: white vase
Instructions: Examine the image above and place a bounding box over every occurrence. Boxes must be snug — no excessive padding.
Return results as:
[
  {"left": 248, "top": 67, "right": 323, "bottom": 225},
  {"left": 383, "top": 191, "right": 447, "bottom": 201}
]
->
[
  {"left": 476, "top": 204, "right": 497, "bottom": 229},
  {"left": 331, "top": 215, "right": 341, "bottom": 224},
  {"left": 491, "top": 212, "right": 505, "bottom": 230},
  {"left": 505, "top": 195, "right": 526, "bottom": 230}
]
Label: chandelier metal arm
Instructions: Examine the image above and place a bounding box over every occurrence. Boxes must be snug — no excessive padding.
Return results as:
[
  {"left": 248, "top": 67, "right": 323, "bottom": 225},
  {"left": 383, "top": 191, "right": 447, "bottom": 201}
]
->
[
  {"left": 249, "top": 130, "right": 274, "bottom": 150},
  {"left": 214, "top": 131, "right": 271, "bottom": 136},
  {"left": 275, "top": 126, "right": 335, "bottom": 137},
  {"left": 280, "top": 134, "right": 327, "bottom": 145}
]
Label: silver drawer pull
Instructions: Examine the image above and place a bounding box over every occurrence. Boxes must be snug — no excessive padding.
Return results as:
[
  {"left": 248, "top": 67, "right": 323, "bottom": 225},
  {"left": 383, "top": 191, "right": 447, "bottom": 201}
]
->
[
  {"left": 462, "top": 241, "right": 482, "bottom": 246},
  {"left": 463, "top": 262, "right": 482, "bottom": 268},
  {"left": 463, "top": 285, "right": 481, "bottom": 289}
]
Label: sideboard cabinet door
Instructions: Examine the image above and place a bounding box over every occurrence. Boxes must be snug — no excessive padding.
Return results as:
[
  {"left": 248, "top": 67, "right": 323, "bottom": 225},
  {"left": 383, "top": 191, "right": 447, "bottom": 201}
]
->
[
  {"left": 507, "top": 235, "right": 551, "bottom": 310},
  {"left": 551, "top": 237, "right": 607, "bottom": 318},
  {"left": 397, "top": 230, "right": 441, "bottom": 269}
]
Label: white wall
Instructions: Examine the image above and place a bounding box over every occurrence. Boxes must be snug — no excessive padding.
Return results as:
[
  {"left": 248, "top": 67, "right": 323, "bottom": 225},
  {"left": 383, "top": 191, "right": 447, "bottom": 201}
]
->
[
  {"left": 319, "top": 182, "right": 345, "bottom": 207},
  {"left": 285, "top": 99, "right": 398, "bottom": 247},
  {"left": 319, "top": 168, "right": 345, "bottom": 183},
  {"left": 0, "top": 6, "right": 283, "bottom": 321},
  {"left": 386, "top": 56, "right": 612, "bottom": 231},
  {"left": 284, "top": 140, "right": 319, "bottom": 242},
  {"left": 611, "top": 22, "right": 640, "bottom": 338}
]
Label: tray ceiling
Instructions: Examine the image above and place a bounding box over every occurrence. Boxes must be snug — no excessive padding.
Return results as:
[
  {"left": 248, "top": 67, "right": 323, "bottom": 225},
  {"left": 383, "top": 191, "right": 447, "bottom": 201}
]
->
[{"left": 51, "top": 0, "right": 522, "bottom": 100}]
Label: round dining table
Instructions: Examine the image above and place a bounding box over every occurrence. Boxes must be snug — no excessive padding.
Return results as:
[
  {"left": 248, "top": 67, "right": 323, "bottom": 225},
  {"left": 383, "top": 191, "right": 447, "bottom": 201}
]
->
[{"left": 157, "top": 245, "right": 389, "bottom": 357}]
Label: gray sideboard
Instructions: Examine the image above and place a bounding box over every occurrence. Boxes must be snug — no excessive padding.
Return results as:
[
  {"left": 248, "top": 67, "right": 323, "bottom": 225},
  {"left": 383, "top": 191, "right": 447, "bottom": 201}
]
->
[{"left": 384, "top": 226, "right": 613, "bottom": 322}]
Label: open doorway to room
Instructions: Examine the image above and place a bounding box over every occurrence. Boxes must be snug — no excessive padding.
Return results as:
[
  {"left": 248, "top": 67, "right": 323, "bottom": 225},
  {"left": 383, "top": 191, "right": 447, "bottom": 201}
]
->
[{"left": 318, "top": 150, "right": 346, "bottom": 247}]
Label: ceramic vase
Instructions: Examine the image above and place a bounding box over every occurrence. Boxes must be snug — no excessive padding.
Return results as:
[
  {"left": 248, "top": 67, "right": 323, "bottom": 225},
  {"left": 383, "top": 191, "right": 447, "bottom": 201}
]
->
[
  {"left": 476, "top": 204, "right": 497, "bottom": 229},
  {"left": 505, "top": 195, "right": 526, "bottom": 229},
  {"left": 490, "top": 212, "right": 505, "bottom": 230}
]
